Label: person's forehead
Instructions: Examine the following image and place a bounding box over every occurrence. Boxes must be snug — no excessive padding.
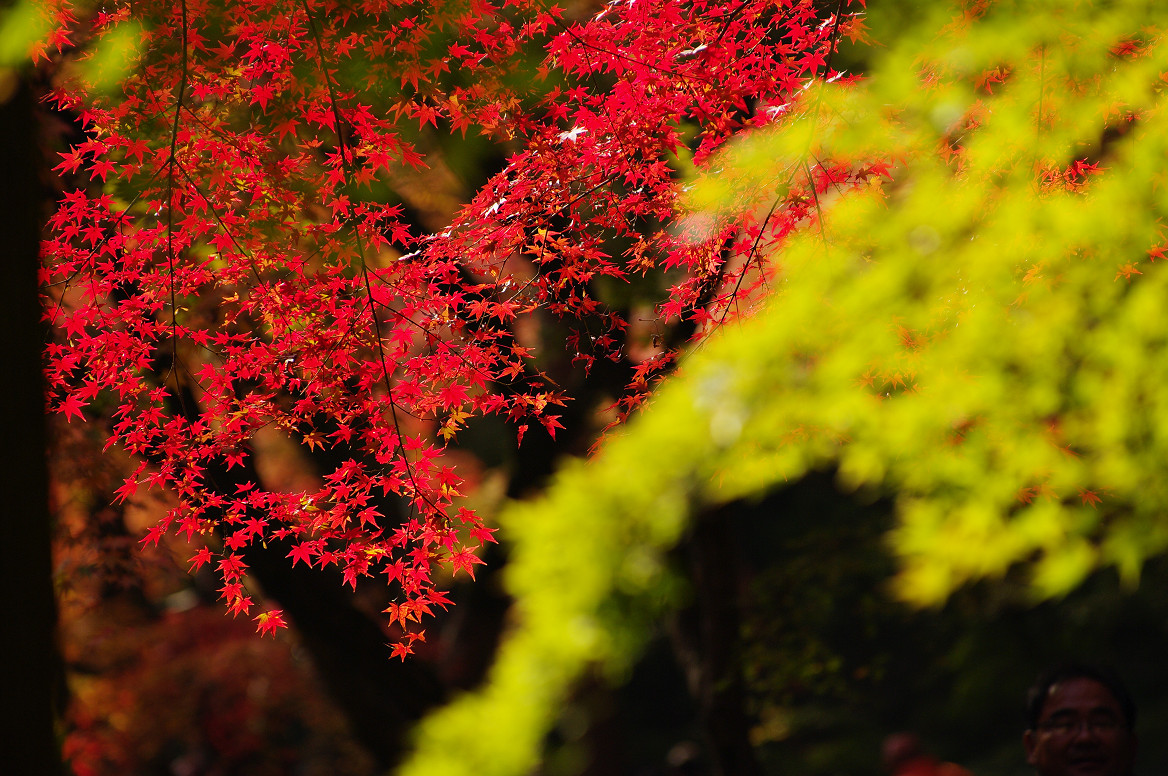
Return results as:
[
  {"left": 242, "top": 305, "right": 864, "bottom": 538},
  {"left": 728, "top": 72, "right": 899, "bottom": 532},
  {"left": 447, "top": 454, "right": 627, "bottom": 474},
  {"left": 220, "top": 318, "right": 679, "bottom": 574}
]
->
[{"left": 1041, "top": 677, "right": 1123, "bottom": 717}]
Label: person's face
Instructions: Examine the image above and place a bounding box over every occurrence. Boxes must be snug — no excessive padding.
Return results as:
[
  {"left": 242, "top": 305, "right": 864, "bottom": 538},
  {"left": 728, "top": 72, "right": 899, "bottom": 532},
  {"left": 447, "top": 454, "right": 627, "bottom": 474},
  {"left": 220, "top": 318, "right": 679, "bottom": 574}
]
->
[{"left": 1024, "top": 678, "right": 1137, "bottom": 776}]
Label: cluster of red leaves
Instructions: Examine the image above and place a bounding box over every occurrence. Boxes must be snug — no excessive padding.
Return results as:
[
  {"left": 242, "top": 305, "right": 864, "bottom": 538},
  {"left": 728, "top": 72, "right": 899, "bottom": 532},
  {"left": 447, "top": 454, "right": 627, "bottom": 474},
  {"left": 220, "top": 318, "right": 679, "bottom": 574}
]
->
[{"left": 40, "top": 0, "right": 868, "bottom": 649}]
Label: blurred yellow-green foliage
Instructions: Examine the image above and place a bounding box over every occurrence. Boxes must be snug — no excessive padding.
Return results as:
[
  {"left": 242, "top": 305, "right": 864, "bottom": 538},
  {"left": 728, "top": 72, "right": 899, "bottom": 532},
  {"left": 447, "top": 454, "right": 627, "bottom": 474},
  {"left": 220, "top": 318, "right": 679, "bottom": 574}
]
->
[
  {"left": 400, "top": 1, "right": 1168, "bottom": 773},
  {"left": 0, "top": 0, "right": 48, "bottom": 66}
]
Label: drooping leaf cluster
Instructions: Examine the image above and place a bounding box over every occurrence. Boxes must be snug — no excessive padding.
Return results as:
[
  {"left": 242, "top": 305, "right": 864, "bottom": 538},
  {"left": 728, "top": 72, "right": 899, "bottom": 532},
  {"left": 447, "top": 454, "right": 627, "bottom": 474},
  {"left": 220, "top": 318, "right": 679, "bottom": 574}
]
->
[{"left": 38, "top": 0, "right": 868, "bottom": 647}]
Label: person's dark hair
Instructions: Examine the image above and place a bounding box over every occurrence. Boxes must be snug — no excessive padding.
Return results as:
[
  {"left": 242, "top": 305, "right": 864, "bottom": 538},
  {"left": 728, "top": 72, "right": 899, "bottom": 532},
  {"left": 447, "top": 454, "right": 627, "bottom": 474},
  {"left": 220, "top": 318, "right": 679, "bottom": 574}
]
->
[{"left": 1026, "top": 663, "right": 1137, "bottom": 732}]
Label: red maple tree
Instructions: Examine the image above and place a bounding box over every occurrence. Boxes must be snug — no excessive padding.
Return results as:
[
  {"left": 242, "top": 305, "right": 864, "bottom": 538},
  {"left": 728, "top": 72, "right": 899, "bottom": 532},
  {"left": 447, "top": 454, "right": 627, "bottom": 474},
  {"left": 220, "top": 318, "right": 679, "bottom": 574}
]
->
[{"left": 39, "top": 0, "right": 871, "bottom": 653}]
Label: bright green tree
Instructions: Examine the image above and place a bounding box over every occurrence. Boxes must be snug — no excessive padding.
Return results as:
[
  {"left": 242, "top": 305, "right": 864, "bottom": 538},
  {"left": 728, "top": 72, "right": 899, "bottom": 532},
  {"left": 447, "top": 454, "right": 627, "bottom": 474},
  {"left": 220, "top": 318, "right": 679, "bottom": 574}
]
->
[{"left": 400, "top": 1, "right": 1168, "bottom": 773}]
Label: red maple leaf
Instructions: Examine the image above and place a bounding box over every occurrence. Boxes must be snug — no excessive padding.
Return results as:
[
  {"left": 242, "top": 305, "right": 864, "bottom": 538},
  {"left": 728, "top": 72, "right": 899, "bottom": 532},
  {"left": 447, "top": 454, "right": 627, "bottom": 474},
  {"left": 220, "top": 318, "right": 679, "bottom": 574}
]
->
[
  {"left": 254, "top": 609, "right": 288, "bottom": 637},
  {"left": 188, "top": 546, "right": 214, "bottom": 572},
  {"left": 58, "top": 393, "right": 86, "bottom": 423},
  {"left": 447, "top": 547, "right": 486, "bottom": 580}
]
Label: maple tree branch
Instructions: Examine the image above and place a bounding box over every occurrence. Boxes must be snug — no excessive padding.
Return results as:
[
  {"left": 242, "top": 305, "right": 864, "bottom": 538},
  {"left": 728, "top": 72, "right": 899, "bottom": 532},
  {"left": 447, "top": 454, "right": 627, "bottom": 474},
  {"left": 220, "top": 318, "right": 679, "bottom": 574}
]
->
[
  {"left": 1032, "top": 44, "right": 1047, "bottom": 178},
  {"left": 299, "top": 0, "right": 437, "bottom": 516},
  {"left": 557, "top": 32, "right": 710, "bottom": 140},
  {"left": 702, "top": 1, "right": 852, "bottom": 333},
  {"left": 709, "top": 160, "right": 800, "bottom": 332},
  {"left": 804, "top": 159, "right": 827, "bottom": 242},
  {"left": 819, "top": 0, "right": 849, "bottom": 80},
  {"left": 550, "top": 14, "right": 719, "bottom": 88},
  {"left": 163, "top": 0, "right": 190, "bottom": 393}
]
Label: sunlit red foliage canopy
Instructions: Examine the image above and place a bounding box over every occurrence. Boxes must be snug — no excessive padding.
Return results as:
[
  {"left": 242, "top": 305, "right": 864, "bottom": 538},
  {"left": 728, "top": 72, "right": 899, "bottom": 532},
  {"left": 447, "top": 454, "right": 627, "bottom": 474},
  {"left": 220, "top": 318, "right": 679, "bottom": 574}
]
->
[{"left": 40, "top": 0, "right": 871, "bottom": 651}]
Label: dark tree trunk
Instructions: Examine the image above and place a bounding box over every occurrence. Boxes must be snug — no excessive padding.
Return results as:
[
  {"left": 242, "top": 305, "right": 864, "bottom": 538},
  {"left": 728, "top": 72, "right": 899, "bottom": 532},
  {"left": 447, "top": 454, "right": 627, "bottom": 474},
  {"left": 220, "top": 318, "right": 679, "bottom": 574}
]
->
[
  {"left": 0, "top": 71, "right": 63, "bottom": 775},
  {"left": 670, "top": 504, "right": 762, "bottom": 776},
  {"left": 239, "top": 536, "right": 449, "bottom": 767}
]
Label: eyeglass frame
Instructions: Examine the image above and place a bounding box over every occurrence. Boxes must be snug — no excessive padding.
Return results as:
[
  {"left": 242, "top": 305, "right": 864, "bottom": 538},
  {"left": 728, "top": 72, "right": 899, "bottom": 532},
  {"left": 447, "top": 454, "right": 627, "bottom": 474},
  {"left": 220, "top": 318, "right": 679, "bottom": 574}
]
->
[{"left": 1035, "top": 712, "right": 1129, "bottom": 737}]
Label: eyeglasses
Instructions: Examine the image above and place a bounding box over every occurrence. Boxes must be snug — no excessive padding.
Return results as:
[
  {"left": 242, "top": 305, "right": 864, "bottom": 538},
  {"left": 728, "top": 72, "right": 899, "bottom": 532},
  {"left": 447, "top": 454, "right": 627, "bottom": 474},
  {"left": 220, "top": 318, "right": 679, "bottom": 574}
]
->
[{"left": 1037, "top": 716, "right": 1124, "bottom": 736}]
